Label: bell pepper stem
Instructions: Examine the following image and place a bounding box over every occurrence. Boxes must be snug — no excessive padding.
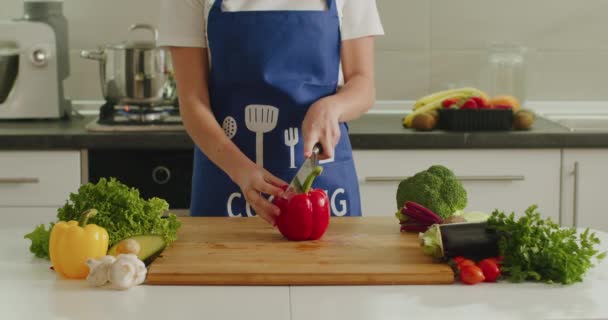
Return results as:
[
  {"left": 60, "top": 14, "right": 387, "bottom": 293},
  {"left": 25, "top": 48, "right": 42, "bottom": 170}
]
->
[
  {"left": 302, "top": 166, "right": 323, "bottom": 194},
  {"left": 78, "top": 209, "right": 98, "bottom": 227}
]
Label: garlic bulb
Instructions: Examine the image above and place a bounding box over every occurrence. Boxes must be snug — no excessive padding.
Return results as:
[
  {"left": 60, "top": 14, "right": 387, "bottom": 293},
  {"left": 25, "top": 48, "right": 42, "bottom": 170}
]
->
[
  {"left": 85, "top": 254, "right": 146, "bottom": 290},
  {"left": 86, "top": 255, "right": 116, "bottom": 287},
  {"left": 108, "top": 254, "right": 147, "bottom": 290}
]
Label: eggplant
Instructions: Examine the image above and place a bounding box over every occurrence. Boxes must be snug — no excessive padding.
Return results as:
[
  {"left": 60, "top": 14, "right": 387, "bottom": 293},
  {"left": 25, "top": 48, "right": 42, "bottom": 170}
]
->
[{"left": 420, "top": 222, "right": 499, "bottom": 261}]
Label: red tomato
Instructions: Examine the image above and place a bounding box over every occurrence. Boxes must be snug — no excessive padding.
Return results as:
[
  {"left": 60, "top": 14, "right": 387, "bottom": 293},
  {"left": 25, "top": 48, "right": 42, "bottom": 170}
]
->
[
  {"left": 460, "top": 265, "right": 485, "bottom": 285},
  {"left": 485, "top": 257, "right": 504, "bottom": 266},
  {"left": 458, "top": 259, "right": 475, "bottom": 268},
  {"left": 477, "top": 259, "right": 501, "bottom": 282},
  {"left": 452, "top": 256, "right": 466, "bottom": 264},
  {"left": 453, "top": 258, "right": 476, "bottom": 273}
]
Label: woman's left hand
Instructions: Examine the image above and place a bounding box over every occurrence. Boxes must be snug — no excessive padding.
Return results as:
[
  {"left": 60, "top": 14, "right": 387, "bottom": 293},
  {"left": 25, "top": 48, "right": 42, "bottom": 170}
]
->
[{"left": 301, "top": 97, "right": 341, "bottom": 161}]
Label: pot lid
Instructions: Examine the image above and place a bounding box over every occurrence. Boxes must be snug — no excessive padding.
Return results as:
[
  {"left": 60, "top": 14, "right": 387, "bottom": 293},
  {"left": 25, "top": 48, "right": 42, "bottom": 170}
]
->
[
  {"left": 107, "top": 40, "right": 157, "bottom": 50},
  {"left": 106, "top": 24, "right": 159, "bottom": 50}
]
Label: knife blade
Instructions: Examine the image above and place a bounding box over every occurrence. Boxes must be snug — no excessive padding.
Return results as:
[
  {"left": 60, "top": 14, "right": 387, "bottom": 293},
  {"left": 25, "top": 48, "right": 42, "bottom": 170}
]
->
[{"left": 282, "top": 143, "right": 323, "bottom": 198}]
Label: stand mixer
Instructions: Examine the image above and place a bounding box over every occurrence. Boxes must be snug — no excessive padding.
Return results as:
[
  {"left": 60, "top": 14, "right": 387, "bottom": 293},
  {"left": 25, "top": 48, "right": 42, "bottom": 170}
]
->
[{"left": 0, "top": 1, "right": 71, "bottom": 119}]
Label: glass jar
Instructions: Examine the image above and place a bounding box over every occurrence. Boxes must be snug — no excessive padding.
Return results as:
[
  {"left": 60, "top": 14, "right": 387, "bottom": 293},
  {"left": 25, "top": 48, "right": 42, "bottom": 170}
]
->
[{"left": 487, "top": 43, "right": 527, "bottom": 104}]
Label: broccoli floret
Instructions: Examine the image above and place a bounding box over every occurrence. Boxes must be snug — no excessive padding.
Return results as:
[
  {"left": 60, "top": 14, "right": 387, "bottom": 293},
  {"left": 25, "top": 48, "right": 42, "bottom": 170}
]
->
[
  {"left": 396, "top": 165, "right": 467, "bottom": 219},
  {"left": 426, "top": 165, "right": 453, "bottom": 180}
]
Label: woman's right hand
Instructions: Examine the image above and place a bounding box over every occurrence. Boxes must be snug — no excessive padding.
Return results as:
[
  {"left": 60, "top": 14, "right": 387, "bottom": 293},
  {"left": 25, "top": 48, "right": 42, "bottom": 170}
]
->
[{"left": 233, "top": 164, "right": 287, "bottom": 226}]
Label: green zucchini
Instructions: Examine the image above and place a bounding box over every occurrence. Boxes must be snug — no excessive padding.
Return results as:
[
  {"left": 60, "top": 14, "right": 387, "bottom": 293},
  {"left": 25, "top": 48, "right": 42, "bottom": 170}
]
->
[{"left": 107, "top": 235, "right": 166, "bottom": 266}]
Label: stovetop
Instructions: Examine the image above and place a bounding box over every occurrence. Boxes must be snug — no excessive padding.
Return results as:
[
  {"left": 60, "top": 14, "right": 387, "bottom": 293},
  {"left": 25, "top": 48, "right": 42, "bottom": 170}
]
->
[
  {"left": 98, "top": 101, "right": 182, "bottom": 125},
  {"left": 85, "top": 101, "right": 185, "bottom": 132}
]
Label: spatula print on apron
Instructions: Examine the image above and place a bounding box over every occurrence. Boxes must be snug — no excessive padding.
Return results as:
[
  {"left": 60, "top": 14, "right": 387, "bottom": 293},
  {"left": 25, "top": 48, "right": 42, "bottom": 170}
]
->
[
  {"left": 245, "top": 105, "right": 278, "bottom": 167},
  {"left": 189, "top": 0, "right": 362, "bottom": 218}
]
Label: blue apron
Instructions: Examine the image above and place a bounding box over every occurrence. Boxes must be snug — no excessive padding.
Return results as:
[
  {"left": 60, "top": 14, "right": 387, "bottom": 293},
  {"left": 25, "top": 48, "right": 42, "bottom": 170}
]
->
[{"left": 190, "top": 0, "right": 362, "bottom": 217}]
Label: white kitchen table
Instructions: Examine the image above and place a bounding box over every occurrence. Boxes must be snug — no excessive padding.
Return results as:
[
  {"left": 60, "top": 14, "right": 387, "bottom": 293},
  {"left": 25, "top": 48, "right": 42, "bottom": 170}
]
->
[{"left": 3, "top": 211, "right": 608, "bottom": 320}]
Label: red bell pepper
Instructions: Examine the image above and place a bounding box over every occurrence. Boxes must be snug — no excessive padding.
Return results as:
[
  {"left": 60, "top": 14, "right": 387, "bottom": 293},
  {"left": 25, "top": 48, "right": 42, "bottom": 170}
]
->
[{"left": 273, "top": 166, "right": 330, "bottom": 241}]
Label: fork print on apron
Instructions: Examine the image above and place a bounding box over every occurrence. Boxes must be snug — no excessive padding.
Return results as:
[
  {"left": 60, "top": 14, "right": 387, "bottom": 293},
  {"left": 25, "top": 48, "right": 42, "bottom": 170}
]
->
[{"left": 189, "top": 0, "right": 362, "bottom": 218}]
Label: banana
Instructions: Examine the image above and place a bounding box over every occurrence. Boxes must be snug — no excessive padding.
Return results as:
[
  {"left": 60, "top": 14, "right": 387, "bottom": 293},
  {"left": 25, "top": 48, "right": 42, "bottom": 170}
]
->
[
  {"left": 412, "top": 88, "right": 464, "bottom": 110},
  {"left": 403, "top": 92, "right": 474, "bottom": 128},
  {"left": 413, "top": 87, "right": 489, "bottom": 111}
]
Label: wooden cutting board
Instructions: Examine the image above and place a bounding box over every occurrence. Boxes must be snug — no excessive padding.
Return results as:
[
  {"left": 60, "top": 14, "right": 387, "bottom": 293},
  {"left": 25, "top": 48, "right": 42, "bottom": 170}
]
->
[{"left": 145, "top": 217, "right": 454, "bottom": 285}]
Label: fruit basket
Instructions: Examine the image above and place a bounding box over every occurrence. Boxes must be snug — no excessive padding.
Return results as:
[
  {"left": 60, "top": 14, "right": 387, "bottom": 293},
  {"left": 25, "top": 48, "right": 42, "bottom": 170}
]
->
[
  {"left": 404, "top": 88, "right": 535, "bottom": 132},
  {"left": 438, "top": 109, "right": 514, "bottom": 131}
]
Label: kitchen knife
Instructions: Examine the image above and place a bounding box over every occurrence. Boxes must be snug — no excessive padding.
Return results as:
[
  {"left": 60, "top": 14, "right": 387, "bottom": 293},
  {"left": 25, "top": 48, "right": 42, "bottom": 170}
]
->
[{"left": 282, "top": 143, "right": 323, "bottom": 198}]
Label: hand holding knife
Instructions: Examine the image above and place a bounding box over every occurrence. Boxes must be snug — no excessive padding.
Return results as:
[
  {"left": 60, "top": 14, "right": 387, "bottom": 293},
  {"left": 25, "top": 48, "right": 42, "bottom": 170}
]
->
[{"left": 282, "top": 143, "right": 324, "bottom": 198}]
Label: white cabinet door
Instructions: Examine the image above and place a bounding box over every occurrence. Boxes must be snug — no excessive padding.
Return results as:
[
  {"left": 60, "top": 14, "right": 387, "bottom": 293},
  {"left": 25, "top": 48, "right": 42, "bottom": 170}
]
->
[
  {"left": 0, "top": 151, "right": 81, "bottom": 207},
  {"left": 353, "top": 149, "right": 561, "bottom": 222},
  {"left": 562, "top": 149, "right": 608, "bottom": 232}
]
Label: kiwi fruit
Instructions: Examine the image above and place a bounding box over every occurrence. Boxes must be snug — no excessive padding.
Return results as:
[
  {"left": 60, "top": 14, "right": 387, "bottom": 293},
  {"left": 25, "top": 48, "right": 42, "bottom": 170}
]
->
[
  {"left": 513, "top": 109, "right": 535, "bottom": 130},
  {"left": 411, "top": 112, "right": 437, "bottom": 131}
]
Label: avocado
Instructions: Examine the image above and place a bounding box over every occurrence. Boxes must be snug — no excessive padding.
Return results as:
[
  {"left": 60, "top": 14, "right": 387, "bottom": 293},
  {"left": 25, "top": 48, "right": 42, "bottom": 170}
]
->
[{"left": 108, "top": 235, "right": 166, "bottom": 266}]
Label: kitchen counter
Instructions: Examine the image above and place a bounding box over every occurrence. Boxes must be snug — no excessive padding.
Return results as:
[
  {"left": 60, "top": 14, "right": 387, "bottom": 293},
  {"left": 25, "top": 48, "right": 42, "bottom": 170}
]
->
[
  {"left": 4, "top": 211, "right": 608, "bottom": 320},
  {"left": 0, "top": 112, "right": 607, "bottom": 150}
]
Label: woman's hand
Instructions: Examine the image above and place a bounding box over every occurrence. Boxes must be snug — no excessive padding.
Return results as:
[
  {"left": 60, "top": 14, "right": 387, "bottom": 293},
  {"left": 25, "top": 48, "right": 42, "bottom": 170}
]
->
[
  {"left": 233, "top": 163, "right": 287, "bottom": 226},
  {"left": 301, "top": 36, "right": 377, "bottom": 160},
  {"left": 302, "top": 97, "right": 342, "bottom": 160}
]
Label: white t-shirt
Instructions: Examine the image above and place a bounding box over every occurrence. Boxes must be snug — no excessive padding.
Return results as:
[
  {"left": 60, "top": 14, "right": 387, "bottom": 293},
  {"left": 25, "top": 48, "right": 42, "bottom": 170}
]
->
[
  {"left": 158, "top": 0, "right": 384, "bottom": 86},
  {"left": 158, "top": 0, "right": 384, "bottom": 48}
]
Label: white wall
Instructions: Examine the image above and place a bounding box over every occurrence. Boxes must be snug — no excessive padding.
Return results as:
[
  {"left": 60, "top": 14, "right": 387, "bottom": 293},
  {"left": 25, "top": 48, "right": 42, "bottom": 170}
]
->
[{"left": 3, "top": 0, "right": 608, "bottom": 102}]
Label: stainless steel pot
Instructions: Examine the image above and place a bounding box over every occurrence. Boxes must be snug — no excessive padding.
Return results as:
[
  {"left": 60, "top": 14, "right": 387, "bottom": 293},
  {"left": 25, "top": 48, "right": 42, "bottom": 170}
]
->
[
  {"left": 0, "top": 42, "right": 19, "bottom": 104},
  {"left": 81, "top": 24, "right": 176, "bottom": 106}
]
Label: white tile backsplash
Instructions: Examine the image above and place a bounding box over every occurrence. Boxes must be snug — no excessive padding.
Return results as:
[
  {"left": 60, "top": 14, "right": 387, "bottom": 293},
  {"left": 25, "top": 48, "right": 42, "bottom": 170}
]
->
[
  {"left": 431, "top": 0, "right": 608, "bottom": 51},
  {"left": 64, "top": 50, "right": 103, "bottom": 101},
  {"left": 0, "top": 0, "right": 21, "bottom": 19},
  {"left": 375, "top": 0, "right": 430, "bottom": 50},
  {"left": 375, "top": 50, "right": 430, "bottom": 100},
  {"left": 430, "top": 50, "right": 489, "bottom": 94},
  {"left": 3, "top": 0, "right": 608, "bottom": 101},
  {"left": 63, "top": 0, "right": 161, "bottom": 49},
  {"left": 430, "top": 49, "right": 608, "bottom": 101},
  {"left": 527, "top": 51, "right": 608, "bottom": 101}
]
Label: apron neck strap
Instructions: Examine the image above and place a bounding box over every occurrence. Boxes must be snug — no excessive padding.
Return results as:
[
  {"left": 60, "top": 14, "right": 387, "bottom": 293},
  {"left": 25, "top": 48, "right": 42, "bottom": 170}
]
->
[{"left": 212, "top": 0, "right": 337, "bottom": 13}]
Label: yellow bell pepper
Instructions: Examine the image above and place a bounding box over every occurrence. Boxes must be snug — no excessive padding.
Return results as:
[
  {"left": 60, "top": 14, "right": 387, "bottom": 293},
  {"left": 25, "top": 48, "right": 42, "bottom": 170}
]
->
[{"left": 49, "top": 209, "right": 109, "bottom": 279}]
